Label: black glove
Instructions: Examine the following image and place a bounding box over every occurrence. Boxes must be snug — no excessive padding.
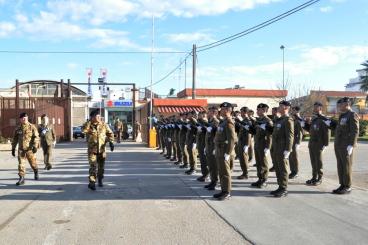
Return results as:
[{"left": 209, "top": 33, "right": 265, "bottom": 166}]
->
[
  {"left": 11, "top": 148, "right": 15, "bottom": 157},
  {"left": 109, "top": 142, "right": 114, "bottom": 152},
  {"left": 32, "top": 146, "right": 37, "bottom": 153}
]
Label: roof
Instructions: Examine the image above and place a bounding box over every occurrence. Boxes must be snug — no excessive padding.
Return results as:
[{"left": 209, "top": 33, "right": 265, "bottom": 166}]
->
[
  {"left": 177, "top": 88, "right": 287, "bottom": 98},
  {"left": 11, "top": 80, "right": 87, "bottom": 96},
  {"left": 310, "top": 90, "right": 367, "bottom": 98},
  {"left": 153, "top": 98, "right": 207, "bottom": 107}
]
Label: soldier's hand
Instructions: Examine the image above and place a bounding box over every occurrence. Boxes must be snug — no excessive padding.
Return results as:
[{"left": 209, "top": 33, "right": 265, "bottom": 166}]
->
[
  {"left": 243, "top": 145, "right": 249, "bottom": 153},
  {"left": 11, "top": 148, "right": 15, "bottom": 157},
  {"left": 109, "top": 142, "right": 115, "bottom": 152},
  {"left": 283, "top": 151, "right": 290, "bottom": 159},
  {"left": 347, "top": 145, "right": 353, "bottom": 156},
  {"left": 264, "top": 148, "right": 270, "bottom": 156},
  {"left": 224, "top": 153, "right": 230, "bottom": 161},
  {"left": 192, "top": 143, "right": 197, "bottom": 150},
  {"left": 321, "top": 145, "right": 327, "bottom": 153},
  {"left": 32, "top": 146, "right": 37, "bottom": 153}
]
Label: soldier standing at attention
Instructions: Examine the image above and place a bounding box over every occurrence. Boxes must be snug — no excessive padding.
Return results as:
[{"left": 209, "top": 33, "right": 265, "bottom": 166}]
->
[
  {"left": 333, "top": 97, "right": 359, "bottom": 194},
  {"left": 289, "top": 106, "right": 304, "bottom": 179},
  {"left": 114, "top": 118, "right": 123, "bottom": 143},
  {"left": 269, "top": 107, "right": 280, "bottom": 172},
  {"left": 196, "top": 111, "right": 209, "bottom": 182},
  {"left": 271, "top": 101, "right": 294, "bottom": 198},
  {"left": 185, "top": 111, "right": 198, "bottom": 175},
  {"left": 11, "top": 112, "right": 40, "bottom": 186},
  {"left": 82, "top": 109, "right": 114, "bottom": 191},
  {"left": 304, "top": 102, "right": 330, "bottom": 186},
  {"left": 237, "top": 107, "right": 252, "bottom": 179},
  {"left": 247, "top": 109, "right": 256, "bottom": 165},
  {"left": 252, "top": 103, "right": 273, "bottom": 188},
  {"left": 204, "top": 106, "right": 220, "bottom": 190},
  {"left": 213, "top": 102, "right": 236, "bottom": 201},
  {"left": 38, "top": 114, "right": 56, "bottom": 171},
  {"left": 174, "top": 114, "right": 183, "bottom": 165},
  {"left": 179, "top": 113, "right": 189, "bottom": 169}
]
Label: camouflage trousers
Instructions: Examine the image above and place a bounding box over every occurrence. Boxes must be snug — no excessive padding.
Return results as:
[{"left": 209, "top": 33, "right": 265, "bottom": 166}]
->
[
  {"left": 88, "top": 152, "right": 106, "bottom": 182},
  {"left": 18, "top": 150, "right": 38, "bottom": 177},
  {"left": 42, "top": 144, "right": 53, "bottom": 168}
]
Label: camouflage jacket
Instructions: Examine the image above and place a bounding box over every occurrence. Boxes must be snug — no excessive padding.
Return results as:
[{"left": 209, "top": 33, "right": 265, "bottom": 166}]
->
[
  {"left": 83, "top": 120, "right": 114, "bottom": 154},
  {"left": 12, "top": 122, "right": 40, "bottom": 151}
]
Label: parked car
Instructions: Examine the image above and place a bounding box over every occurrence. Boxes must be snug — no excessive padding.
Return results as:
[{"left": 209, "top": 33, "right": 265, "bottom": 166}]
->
[{"left": 73, "top": 126, "right": 85, "bottom": 139}]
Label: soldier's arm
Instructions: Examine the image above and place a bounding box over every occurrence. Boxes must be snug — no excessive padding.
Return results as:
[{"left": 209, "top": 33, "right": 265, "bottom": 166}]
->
[
  {"left": 285, "top": 118, "right": 294, "bottom": 152},
  {"left": 82, "top": 121, "right": 90, "bottom": 134},
  {"left": 105, "top": 124, "right": 114, "bottom": 143},
  {"left": 11, "top": 129, "right": 18, "bottom": 150},
  {"left": 265, "top": 119, "right": 273, "bottom": 149},
  {"left": 295, "top": 122, "right": 302, "bottom": 145},
  {"left": 348, "top": 112, "right": 359, "bottom": 147},
  {"left": 225, "top": 121, "right": 236, "bottom": 155},
  {"left": 321, "top": 120, "right": 330, "bottom": 147}
]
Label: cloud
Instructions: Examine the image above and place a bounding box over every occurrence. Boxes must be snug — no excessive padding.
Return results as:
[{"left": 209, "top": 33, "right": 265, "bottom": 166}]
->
[
  {"left": 319, "top": 6, "right": 333, "bottom": 13},
  {"left": 67, "top": 62, "right": 79, "bottom": 70},
  {"left": 165, "top": 31, "right": 214, "bottom": 44},
  {"left": 0, "top": 22, "right": 15, "bottom": 37}
]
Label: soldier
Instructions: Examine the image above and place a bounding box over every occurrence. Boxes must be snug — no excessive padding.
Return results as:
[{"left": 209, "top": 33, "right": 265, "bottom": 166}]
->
[
  {"left": 252, "top": 103, "right": 273, "bottom": 188},
  {"left": 82, "top": 109, "right": 114, "bottom": 190},
  {"left": 289, "top": 106, "right": 304, "bottom": 179},
  {"left": 204, "top": 106, "right": 220, "bottom": 190},
  {"left": 11, "top": 112, "right": 40, "bottom": 186},
  {"left": 270, "top": 100, "right": 294, "bottom": 197},
  {"left": 38, "top": 114, "right": 56, "bottom": 170},
  {"left": 269, "top": 107, "right": 280, "bottom": 172},
  {"left": 134, "top": 120, "right": 141, "bottom": 139},
  {"left": 174, "top": 114, "right": 183, "bottom": 165},
  {"left": 158, "top": 116, "right": 167, "bottom": 155},
  {"left": 179, "top": 113, "right": 189, "bottom": 169},
  {"left": 185, "top": 111, "right": 198, "bottom": 175},
  {"left": 196, "top": 111, "right": 209, "bottom": 182},
  {"left": 114, "top": 118, "right": 123, "bottom": 143},
  {"left": 165, "top": 118, "right": 173, "bottom": 160},
  {"left": 213, "top": 102, "right": 236, "bottom": 201},
  {"left": 333, "top": 97, "right": 359, "bottom": 194},
  {"left": 169, "top": 116, "right": 177, "bottom": 162},
  {"left": 236, "top": 107, "right": 252, "bottom": 179},
  {"left": 247, "top": 109, "right": 256, "bottom": 165},
  {"left": 304, "top": 102, "right": 330, "bottom": 186},
  {"left": 122, "top": 120, "right": 129, "bottom": 140}
]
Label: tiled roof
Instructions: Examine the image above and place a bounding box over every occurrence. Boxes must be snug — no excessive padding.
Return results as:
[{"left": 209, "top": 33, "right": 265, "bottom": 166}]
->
[
  {"left": 153, "top": 98, "right": 208, "bottom": 107},
  {"left": 177, "top": 88, "right": 287, "bottom": 98}
]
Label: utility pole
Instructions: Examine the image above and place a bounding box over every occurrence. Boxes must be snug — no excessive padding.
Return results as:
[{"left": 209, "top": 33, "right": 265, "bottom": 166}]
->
[
  {"left": 149, "top": 15, "right": 155, "bottom": 130},
  {"left": 184, "top": 59, "right": 187, "bottom": 89},
  {"left": 192, "top": 44, "right": 197, "bottom": 99}
]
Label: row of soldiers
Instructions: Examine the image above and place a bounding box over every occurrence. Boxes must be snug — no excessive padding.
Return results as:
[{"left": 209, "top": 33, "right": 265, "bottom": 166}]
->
[{"left": 155, "top": 97, "right": 359, "bottom": 200}]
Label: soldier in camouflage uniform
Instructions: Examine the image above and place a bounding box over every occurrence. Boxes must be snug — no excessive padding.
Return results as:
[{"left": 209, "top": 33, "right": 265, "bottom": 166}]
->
[
  {"left": 204, "top": 106, "right": 220, "bottom": 190},
  {"left": 333, "top": 97, "right": 359, "bottom": 194},
  {"left": 213, "top": 102, "right": 236, "bottom": 201},
  {"left": 11, "top": 112, "right": 40, "bottom": 186},
  {"left": 270, "top": 101, "right": 294, "bottom": 198},
  {"left": 38, "top": 114, "right": 56, "bottom": 170},
  {"left": 82, "top": 109, "right": 114, "bottom": 190}
]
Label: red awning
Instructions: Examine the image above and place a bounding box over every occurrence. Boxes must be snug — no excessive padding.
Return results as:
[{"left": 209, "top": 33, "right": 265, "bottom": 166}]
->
[{"left": 157, "top": 106, "right": 205, "bottom": 114}]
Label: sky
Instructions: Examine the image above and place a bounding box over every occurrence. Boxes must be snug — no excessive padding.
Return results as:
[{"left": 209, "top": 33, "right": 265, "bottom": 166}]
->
[{"left": 0, "top": 0, "right": 367, "bottom": 98}]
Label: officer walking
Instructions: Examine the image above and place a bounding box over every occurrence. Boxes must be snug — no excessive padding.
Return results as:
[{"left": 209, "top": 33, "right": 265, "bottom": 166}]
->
[
  {"left": 289, "top": 106, "right": 304, "bottom": 179},
  {"left": 11, "top": 112, "right": 40, "bottom": 185},
  {"left": 271, "top": 101, "right": 294, "bottom": 197},
  {"left": 82, "top": 109, "right": 114, "bottom": 190},
  {"left": 114, "top": 118, "right": 123, "bottom": 143},
  {"left": 304, "top": 102, "right": 330, "bottom": 186},
  {"left": 333, "top": 97, "right": 359, "bottom": 194},
  {"left": 213, "top": 102, "right": 236, "bottom": 201},
  {"left": 38, "top": 114, "right": 56, "bottom": 170},
  {"left": 252, "top": 103, "right": 273, "bottom": 188}
]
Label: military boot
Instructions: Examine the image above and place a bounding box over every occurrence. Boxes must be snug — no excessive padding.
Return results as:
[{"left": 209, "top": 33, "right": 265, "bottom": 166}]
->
[
  {"left": 88, "top": 181, "right": 96, "bottom": 191},
  {"left": 34, "top": 170, "right": 39, "bottom": 180},
  {"left": 98, "top": 177, "right": 103, "bottom": 187},
  {"left": 16, "top": 176, "right": 25, "bottom": 186}
]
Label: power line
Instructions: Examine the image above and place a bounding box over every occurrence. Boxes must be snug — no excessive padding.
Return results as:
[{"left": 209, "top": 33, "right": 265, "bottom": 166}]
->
[
  {"left": 197, "top": 0, "right": 321, "bottom": 52},
  {"left": 144, "top": 52, "right": 192, "bottom": 88},
  {"left": 0, "top": 50, "right": 187, "bottom": 54}
]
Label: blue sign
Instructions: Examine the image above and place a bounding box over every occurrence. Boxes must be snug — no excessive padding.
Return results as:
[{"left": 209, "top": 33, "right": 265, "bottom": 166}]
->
[{"left": 114, "top": 101, "right": 132, "bottom": 107}]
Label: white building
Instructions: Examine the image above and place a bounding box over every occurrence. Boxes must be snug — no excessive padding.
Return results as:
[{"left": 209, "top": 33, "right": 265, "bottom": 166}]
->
[
  {"left": 346, "top": 69, "right": 367, "bottom": 92},
  {"left": 176, "top": 88, "right": 287, "bottom": 111}
]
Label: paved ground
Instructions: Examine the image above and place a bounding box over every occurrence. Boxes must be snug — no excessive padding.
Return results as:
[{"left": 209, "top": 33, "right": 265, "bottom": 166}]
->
[{"left": 0, "top": 141, "right": 367, "bottom": 245}]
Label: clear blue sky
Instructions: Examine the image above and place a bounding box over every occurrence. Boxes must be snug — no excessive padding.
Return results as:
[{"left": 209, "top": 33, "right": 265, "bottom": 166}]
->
[{"left": 0, "top": 0, "right": 367, "bottom": 97}]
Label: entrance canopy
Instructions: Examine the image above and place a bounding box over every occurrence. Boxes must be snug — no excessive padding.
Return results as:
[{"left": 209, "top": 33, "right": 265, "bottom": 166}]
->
[{"left": 153, "top": 98, "right": 207, "bottom": 114}]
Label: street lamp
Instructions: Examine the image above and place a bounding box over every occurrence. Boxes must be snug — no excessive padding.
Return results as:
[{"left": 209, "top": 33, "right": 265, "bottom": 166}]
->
[{"left": 280, "top": 45, "right": 285, "bottom": 90}]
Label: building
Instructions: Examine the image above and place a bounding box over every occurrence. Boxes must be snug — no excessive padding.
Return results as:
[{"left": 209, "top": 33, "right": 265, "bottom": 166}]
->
[{"left": 177, "top": 88, "right": 287, "bottom": 111}]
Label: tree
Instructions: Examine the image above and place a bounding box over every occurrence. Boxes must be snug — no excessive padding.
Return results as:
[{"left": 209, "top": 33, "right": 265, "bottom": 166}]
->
[{"left": 359, "top": 60, "right": 368, "bottom": 92}]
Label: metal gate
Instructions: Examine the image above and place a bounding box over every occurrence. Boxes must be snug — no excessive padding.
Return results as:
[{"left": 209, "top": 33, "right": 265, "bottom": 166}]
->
[{"left": 0, "top": 97, "right": 69, "bottom": 140}]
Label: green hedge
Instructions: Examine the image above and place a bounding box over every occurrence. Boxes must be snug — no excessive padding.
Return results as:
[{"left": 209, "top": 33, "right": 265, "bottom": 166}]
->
[{"left": 360, "top": 120, "right": 368, "bottom": 137}]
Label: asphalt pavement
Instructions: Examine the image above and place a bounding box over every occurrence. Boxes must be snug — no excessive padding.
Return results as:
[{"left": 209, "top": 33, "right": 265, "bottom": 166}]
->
[{"left": 0, "top": 140, "right": 367, "bottom": 245}]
